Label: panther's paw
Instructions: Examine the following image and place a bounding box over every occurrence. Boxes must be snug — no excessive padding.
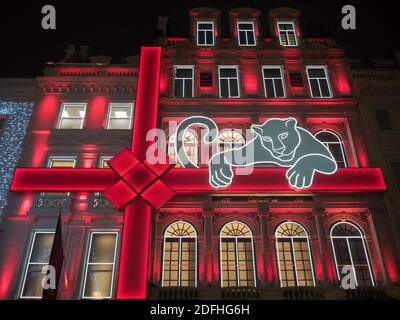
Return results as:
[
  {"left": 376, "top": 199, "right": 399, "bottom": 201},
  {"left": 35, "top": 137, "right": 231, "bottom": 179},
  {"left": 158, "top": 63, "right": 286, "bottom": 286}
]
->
[
  {"left": 286, "top": 162, "right": 315, "bottom": 189},
  {"left": 209, "top": 161, "right": 233, "bottom": 188}
]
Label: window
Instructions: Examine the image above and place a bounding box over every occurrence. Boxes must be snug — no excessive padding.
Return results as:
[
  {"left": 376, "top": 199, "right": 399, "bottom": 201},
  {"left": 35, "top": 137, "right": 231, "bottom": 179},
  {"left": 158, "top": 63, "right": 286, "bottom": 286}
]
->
[
  {"left": 218, "top": 66, "right": 240, "bottom": 98},
  {"left": 174, "top": 67, "right": 194, "bottom": 98},
  {"left": 237, "top": 21, "right": 256, "bottom": 46},
  {"left": 197, "top": 21, "right": 214, "bottom": 46},
  {"left": 99, "top": 156, "right": 112, "bottom": 169},
  {"left": 307, "top": 66, "right": 333, "bottom": 98},
  {"left": 262, "top": 66, "right": 286, "bottom": 98},
  {"left": 106, "top": 103, "right": 133, "bottom": 130},
  {"left": 82, "top": 232, "right": 118, "bottom": 299},
  {"left": 20, "top": 232, "right": 55, "bottom": 299},
  {"left": 330, "top": 222, "right": 375, "bottom": 287},
  {"left": 392, "top": 162, "right": 400, "bottom": 188},
  {"left": 57, "top": 103, "right": 86, "bottom": 129},
  {"left": 217, "top": 130, "right": 245, "bottom": 153},
  {"left": 45, "top": 157, "right": 76, "bottom": 196},
  {"left": 220, "top": 221, "right": 256, "bottom": 287},
  {"left": 375, "top": 109, "right": 392, "bottom": 130},
  {"left": 275, "top": 222, "right": 315, "bottom": 287},
  {"left": 277, "top": 21, "right": 298, "bottom": 46},
  {"left": 314, "top": 130, "right": 348, "bottom": 168},
  {"left": 289, "top": 72, "right": 303, "bottom": 87},
  {"left": 162, "top": 221, "right": 197, "bottom": 287},
  {"left": 168, "top": 130, "right": 198, "bottom": 168}
]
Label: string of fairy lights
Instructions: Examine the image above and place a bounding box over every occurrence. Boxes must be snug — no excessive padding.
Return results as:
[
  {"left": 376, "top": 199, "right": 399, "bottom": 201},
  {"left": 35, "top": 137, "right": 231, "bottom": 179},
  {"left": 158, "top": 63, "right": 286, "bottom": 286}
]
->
[{"left": 0, "top": 101, "right": 34, "bottom": 220}]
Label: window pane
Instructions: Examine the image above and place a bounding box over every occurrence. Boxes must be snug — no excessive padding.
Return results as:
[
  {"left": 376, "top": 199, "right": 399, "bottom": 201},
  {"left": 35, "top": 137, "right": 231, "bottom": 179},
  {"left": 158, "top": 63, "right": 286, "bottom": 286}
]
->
[
  {"left": 176, "top": 69, "right": 193, "bottom": 78},
  {"left": 247, "top": 34, "right": 255, "bottom": 45},
  {"left": 89, "top": 234, "right": 117, "bottom": 263},
  {"left": 274, "top": 79, "right": 285, "bottom": 97},
  {"left": 264, "top": 69, "right": 281, "bottom": 78},
  {"left": 310, "top": 79, "right": 321, "bottom": 97},
  {"left": 199, "top": 23, "right": 212, "bottom": 30},
  {"left": 265, "top": 79, "right": 275, "bottom": 97},
  {"left": 206, "top": 32, "right": 213, "bottom": 45},
  {"left": 184, "top": 80, "right": 193, "bottom": 97},
  {"left": 229, "top": 79, "right": 239, "bottom": 97},
  {"left": 239, "top": 32, "right": 247, "bottom": 45},
  {"left": 308, "top": 69, "right": 326, "bottom": 78},
  {"left": 174, "top": 79, "right": 183, "bottom": 97},
  {"left": 108, "top": 119, "right": 131, "bottom": 129},
  {"left": 21, "top": 265, "right": 45, "bottom": 298},
  {"left": 319, "top": 79, "right": 331, "bottom": 97},
  {"left": 30, "top": 233, "right": 54, "bottom": 263},
  {"left": 220, "top": 69, "right": 237, "bottom": 77},
  {"left": 63, "top": 106, "right": 85, "bottom": 118},
  {"left": 198, "top": 31, "right": 205, "bottom": 45},
  {"left": 220, "top": 79, "right": 229, "bottom": 97},
  {"left": 60, "top": 118, "right": 83, "bottom": 129},
  {"left": 84, "top": 264, "right": 113, "bottom": 298}
]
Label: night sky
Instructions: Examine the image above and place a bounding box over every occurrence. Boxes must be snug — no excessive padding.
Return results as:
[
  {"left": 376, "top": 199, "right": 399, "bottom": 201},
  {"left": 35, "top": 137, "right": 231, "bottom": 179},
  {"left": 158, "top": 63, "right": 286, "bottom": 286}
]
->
[{"left": 1, "top": 0, "right": 399, "bottom": 77}]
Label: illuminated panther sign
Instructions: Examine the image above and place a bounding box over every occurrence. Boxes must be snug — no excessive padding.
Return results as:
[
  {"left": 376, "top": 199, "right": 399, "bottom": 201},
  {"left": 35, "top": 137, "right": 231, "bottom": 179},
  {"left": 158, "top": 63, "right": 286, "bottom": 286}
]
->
[{"left": 175, "top": 116, "right": 338, "bottom": 190}]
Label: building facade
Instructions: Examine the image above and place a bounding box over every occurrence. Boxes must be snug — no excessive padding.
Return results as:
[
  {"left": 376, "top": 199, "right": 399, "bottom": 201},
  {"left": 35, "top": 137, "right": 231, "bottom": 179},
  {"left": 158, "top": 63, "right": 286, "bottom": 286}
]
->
[{"left": 0, "top": 7, "right": 399, "bottom": 300}]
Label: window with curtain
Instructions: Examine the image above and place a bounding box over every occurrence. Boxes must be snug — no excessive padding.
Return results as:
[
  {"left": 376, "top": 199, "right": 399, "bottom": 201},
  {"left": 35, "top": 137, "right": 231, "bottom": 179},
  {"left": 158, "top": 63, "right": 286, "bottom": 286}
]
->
[
  {"left": 162, "top": 221, "right": 197, "bottom": 287},
  {"left": 314, "top": 130, "right": 348, "bottom": 168},
  {"left": 275, "top": 222, "right": 315, "bottom": 287},
  {"left": 220, "top": 221, "right": 256, "bottom": 287},
  {"left": 168, "top": 130, "right": 198, "bottom": 168},
  {"left": 330, "top": 221, "right": 375, "bottom": 287}
]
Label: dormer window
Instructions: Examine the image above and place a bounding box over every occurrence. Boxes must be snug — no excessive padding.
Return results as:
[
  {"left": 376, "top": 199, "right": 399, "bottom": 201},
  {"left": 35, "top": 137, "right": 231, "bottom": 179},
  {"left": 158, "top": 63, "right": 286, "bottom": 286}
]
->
[
  {"left": 237, "top": 21, "right": 256, "bottom": 46},
  {"left": 277, "top": 21, "right": 298, "bottom": 46},
  {"left": 197, "top": 21, "right": 214, "bottom": 46}
]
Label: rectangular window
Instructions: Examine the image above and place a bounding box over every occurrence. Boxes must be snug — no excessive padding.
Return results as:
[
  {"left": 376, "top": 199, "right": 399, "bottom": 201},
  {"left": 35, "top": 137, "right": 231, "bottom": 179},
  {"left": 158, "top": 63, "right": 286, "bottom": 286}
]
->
[
  {"left": 375, "top": 109, "right": 392, "bottom": 130},
  {"left": 237, "top": 22, "right": 256, "bottom": 46},
  {"left": 174, "top": 67, "right": 194, "bottom": 98},
  {"left": 20, "top": 232, "right": 55, "bottom": 299},
  {"left": 99, "top": 156, "right": 112, "bottom": 168},
  {"left": 218, "top": 66, "right": 240, "bottom": 98},
  {"left": 306, "top": 66, "right": 333, "bottom": 98},
  {"left": 82, "top": 232, "right": 118, "bottom": 299},
  {"left": 197, "top": 21, "right": 214, "bottom": 46},
  {"left": 262, "top": 66, "right": 286, "bottom": 98},
  {"left": 289, "top": 72, "right": 303, "bottom": 87},
  {"left": 106, "top": 103, "right": 133, "bottom": 130},
  {"left": 57, "top": 103, "right": 86, "bottom": 129},
  {"left": 277, "top": 21, "right": 298, "bottom": 46}
]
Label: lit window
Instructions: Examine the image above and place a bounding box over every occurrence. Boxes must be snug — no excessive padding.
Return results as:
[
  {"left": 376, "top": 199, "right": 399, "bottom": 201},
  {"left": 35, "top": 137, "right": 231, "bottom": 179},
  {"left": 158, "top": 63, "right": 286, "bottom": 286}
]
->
[
  {"left": 82, "top": 232, "right": 118, "bottom": 299},
  {"left": 197, "top": 21, "right": 214, "bottom": 46},
  {"left": 57, "top": 103, "right": 86, "bottom": 129},
  {"left": 262, "top": 66, "right": 286, "bottom": 98},
  {"left": 174, "top": 67, "right": 194, "bottom": 98},
  {"left": 162, "top": 221, "right": 197, "bottom": 287},
  {"left": 275, "top": 222, "right": 315, "bottom": 287},
  {"left": 277, "top": 21, "right": 298, "bottom": 46},
  {"left": 217, "top": 130, "right": 245, "bottom": 153},
  {"left": 220, "top": 221, "right": 256, "bottom": 287},
  {"left": 99, "top": 156, "right": 112, "bottom": 169},
  {"left": 375, "top": 109, "right": 392, "bottom": 131},
  {"left": 45, "top": 158, "right": 76, "bottom": 197},
  {"left": 106, "top": 103, "right": 133, "bottom": 130},
  {"left": 20, "top": 232, "right": 55, "bottom": 299},
  {"left": 168, "top": 130, "right": 198, "bottom": 168},
  {"left": 330, "top": 222, "right": 375, "bottom": 287},
  {"left": 307, "top": 66, "right": 333, "bottom": 98},
  {"left": 237, "top": 21, "right": 256, "bottom": 46},
  {"left": 218, "top": 66, "right": 240, "bottom": 98},
  {"left": 315, "top": 130, "right": 347, "bottom": 168}
]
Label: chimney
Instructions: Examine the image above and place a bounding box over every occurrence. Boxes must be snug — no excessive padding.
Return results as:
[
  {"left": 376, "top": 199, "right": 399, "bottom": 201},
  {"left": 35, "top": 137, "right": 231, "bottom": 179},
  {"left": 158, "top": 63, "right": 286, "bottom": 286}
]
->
[{"left": 154, "top": 16, "right": 169, "bottom": 45}]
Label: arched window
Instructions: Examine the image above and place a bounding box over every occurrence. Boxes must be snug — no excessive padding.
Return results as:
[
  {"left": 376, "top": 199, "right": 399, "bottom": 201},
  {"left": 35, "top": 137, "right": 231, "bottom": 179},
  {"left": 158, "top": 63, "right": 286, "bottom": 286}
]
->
[
  {"left": 275, "top": 222, "right": 316, "bottom": 287},
  {"left": 314, "top": 130, "right": 348, "bottom": 168},
  {"left": 218, "top": 130, "right": 245, "bottom": 153},
  {"left": 162, "top": 221, "right": 197, "bottom": 287},
  {"left": 330, "top": 221, "right": 375, "bottom": 287},
  {"left": 220, "top": 221, "right": 256, "bottom": 287},
  {"left": 168, "top": 130, "right": 198, "bottom": 168}
]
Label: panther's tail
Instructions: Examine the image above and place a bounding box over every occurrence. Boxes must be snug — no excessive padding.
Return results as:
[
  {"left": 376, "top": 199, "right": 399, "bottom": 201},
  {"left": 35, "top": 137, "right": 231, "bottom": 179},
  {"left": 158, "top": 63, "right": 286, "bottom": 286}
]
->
[{"left": 175, "top": 116, "right": 218, "bottom": 168}]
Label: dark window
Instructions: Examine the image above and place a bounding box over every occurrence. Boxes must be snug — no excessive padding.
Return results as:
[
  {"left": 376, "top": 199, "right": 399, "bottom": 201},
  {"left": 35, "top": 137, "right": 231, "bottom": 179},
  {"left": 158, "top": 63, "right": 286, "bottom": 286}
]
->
[
  {"left": 375, "top": 109, "right": 392, "bottom": 130},
  {"left": 219, "top": 67, "right": 240, "bottom": 98},
  {"left": 262, "top": 67, "right": 285, "bottom": 98},
  {"left": 307, "top": 67, "right": 332, "bottom": 98},
  {"left": 289, "top": 72, "right": 303, "bottom": 87},
  {"left": 174, "top": 67, "right": 194, "bottom": 98},
  {"left": 392, "top": 162, "right": 400, "bottom": 187},
  {"left": 237, "top": 22, "right": 256, "bottom": 46},
  {"left": 197, "top": 22, "right": 214, "bottom": 46},
  {"left": 314, "top": 131, "right": 348, "bottom": 168}
]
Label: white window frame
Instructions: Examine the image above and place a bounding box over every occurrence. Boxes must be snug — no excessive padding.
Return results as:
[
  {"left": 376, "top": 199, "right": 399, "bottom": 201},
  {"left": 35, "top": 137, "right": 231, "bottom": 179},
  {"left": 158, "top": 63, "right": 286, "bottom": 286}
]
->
[
  {"left": 161, "top": 221, "right": 198, "bottom": 287},
  {"left": 196, "top": 21, "right": 215, "bottom": 46},
  {"left": 275, "top": 221, "right": 316, "bottom": 288},
  {"left": 314, "top": 130, "right": 348, "bottom": 168},
  {"left": 174, "top": 66, "right": 195, "bottom": 98},
  {"left": 237, "top": 21, "right": 257, "bottom": 47},
  {"left": 218, "top": 66, "right": 241, "bottom": 98},
  {"left": 106, "top": 103, "right": 134, "bottom": 130},
  {"left": 306, "top": 65, "right": 333, "bottom": 98},
  {"left": 219, "top": 221, "right": 257, "bottom": 288},
  {"left": 99, "top": 156, "right": 113, "bottom": 168},
  {"left": 20, "top": 231, "right": 55, "bottom": 299},
  {"left": 57, "top": 103, "right": 87, "bottom": 129},
  {"left": 330, "top": 221, "right": 375, "bottom": 287},
  {"left": 262, "top": 66, "right": 287, "bottom": 98},
  {"left": 277, "top": 21, "right": 298, "bottom": 47},
  {"left": 82, "top": 231, "right": 119, "bottom": 299}
]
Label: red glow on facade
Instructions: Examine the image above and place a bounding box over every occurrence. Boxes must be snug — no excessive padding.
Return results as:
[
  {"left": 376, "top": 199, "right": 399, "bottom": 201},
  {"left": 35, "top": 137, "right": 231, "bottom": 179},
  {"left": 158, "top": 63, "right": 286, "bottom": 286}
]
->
[
  {"left": 86, "top": 96, "right": 108, "bottom": 129},
  {"left": 34, "top": 95, "right": 59, "bottom": 130}
]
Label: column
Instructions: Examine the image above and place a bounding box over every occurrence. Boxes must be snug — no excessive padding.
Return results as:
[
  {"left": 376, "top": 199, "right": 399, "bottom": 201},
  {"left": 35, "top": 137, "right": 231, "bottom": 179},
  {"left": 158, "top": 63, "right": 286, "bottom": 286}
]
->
[{"left": 203, "top": 206, "right": 214, "bottom": 286}]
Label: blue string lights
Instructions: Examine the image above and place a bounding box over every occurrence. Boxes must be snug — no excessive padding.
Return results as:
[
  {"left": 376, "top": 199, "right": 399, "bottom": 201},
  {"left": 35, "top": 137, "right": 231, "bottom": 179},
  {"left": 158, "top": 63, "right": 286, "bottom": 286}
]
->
[{"left": 0, "top": 101, "right": 33, "bottom": 219}]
